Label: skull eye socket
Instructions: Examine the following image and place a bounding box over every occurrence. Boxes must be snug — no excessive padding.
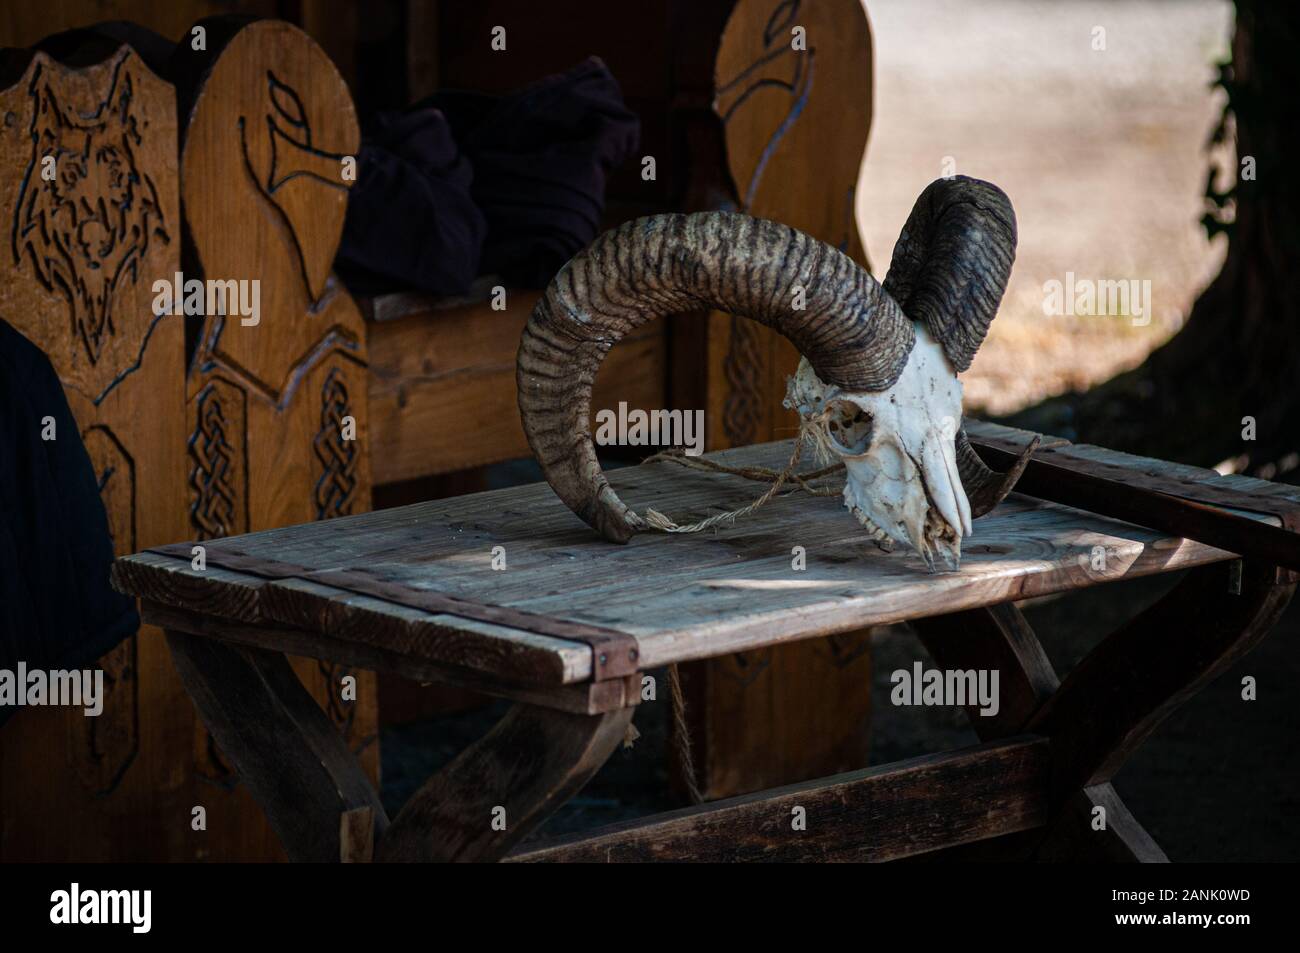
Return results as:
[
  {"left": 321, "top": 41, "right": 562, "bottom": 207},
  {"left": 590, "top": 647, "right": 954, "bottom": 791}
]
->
[{"left": 825, "top": 399, "right": 873, "bottom": 455}]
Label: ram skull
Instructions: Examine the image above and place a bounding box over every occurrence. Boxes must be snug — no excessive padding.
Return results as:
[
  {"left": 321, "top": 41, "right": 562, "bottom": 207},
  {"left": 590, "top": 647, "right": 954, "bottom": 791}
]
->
[
  {"left": 785, "top": 326, "right": 970, "bottom": 571},
  {"left": 516, "top": 175, "right": 1036, "bottom": 571}
]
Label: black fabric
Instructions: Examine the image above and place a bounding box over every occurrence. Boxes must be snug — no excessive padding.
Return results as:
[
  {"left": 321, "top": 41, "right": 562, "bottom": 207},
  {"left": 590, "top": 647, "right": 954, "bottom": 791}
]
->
[
  {"left": 0, "top": 319, "right": 138, "bottom": 726},
  {"left": 336, "top": 56, "right": 640, "bottom": 296},
  {"left": 436, "top": 57, "right": 641, "bottom": 287},
  {"left": 334, "top": 102, "right": 487, "bottom": 297}
]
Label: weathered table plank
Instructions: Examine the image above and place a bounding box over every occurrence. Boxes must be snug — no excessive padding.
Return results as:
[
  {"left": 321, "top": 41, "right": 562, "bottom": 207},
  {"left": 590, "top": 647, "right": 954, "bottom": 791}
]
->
[
  {"left": 114, "top": 425, "right": 1297, "bottom": 689},
  {"left": 140, "top": 602, "right": 631, "bottom": 715}
]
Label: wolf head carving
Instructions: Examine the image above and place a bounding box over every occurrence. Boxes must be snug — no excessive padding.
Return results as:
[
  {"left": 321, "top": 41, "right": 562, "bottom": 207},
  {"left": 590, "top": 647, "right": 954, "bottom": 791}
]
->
[{"left": 14, "top": 56, "right": 168, "bottom": 365}]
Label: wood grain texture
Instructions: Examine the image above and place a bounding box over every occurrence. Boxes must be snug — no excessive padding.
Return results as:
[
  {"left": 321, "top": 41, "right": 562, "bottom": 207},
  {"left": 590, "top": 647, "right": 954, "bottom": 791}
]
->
[
  {"left": 174, "top": 15, "right": 378, "bottom": 859},
  {"left": 113, "top": 428, "right": 1298, "bottom": 685},
  {"left": 689, "top": 0, "right": 878, "bottom": 800},
  {"left": 709, "top": 0, "right": 874, "bottom": 446},
  {"left": 367, "top": 291, "right": 665, "bottom": 484},
  {"left": 165, "top": 630, "right": 387, "bottom": 863},
  {"left": 508, "top": 736, "right": 1049, "bottom": 863},
  {"left": 976, "top": 439, "right": 1300, "bottom": 573},
  {"left": 908, "top": 550, "right": 1292, "bottom": 862},
  {"left": 0, "top": 44, "right": 190, "bottom": 861},
  {"left": 377, "top": 703, "right": 634, "bottom": 862},
  {"left": 911, "top": 602, "right": 1057, "bottom": 739},
  {"left": 511, "top": 553, "right": 1281, "bottom": 864},
  {"left": 339, "top": 807, "right": 376, "bottom": 863},
  {"left": 142, "top": 601, "right": 636, "bottom": 716}
]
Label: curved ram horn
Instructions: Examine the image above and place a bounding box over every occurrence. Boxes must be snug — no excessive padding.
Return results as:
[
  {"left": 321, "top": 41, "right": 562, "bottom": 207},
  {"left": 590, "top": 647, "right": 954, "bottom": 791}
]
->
[
  {"left": 954, "top": 429, "right": 1039, "bottom": 519},
  {"left": 883, "top": 175, "right": 1017, "bottom": 371},
  {"left": 517, "top": 211, "right": 916, "bottom": 543},
  {"left": 884, "top": 175, "right": 1032, "bottom": 517}
]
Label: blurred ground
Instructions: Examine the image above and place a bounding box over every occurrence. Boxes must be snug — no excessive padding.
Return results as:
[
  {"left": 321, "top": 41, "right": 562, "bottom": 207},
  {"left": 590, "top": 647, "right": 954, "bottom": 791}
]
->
[{"left": 857, "top": 0, "right": 1232, "bottom": 414}]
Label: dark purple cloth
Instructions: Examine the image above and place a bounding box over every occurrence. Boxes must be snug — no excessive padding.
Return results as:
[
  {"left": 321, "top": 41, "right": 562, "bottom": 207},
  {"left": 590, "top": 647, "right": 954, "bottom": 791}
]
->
[{"left": 336, "top": 57, "right": 640, "bottom": 296}]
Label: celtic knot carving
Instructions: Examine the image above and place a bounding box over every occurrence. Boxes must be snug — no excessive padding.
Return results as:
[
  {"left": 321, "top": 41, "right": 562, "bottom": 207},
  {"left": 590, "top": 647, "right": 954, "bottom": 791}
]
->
[
  {"left": 312, "top": 368, "right": 358, "bottom": 521},
  {"left": 188, "top": 384, "right": 240, "bottom": 540},
  {"left": 311, "top": 368, "right": 361, "bottom": 743}
]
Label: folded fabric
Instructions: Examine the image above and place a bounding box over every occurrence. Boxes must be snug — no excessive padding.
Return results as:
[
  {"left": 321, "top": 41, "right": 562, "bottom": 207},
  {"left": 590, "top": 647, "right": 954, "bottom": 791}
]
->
[
  {"left": 334, "top": 103, "right": 487, "bottom": 297},
  {"left": 336, "top": 56, "right": 640, "bottom": 297},
  {"left": 0, "top": 319, "right": 138, "bottom": 726},
  {"left": 432, "top": 56, "right": 641, "bottom": 288}
]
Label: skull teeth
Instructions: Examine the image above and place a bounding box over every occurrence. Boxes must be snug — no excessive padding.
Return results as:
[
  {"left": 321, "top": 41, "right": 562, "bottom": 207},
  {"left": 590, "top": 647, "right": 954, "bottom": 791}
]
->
[{"left": 848, "top": 503, "right": 894, "bottom": 547}]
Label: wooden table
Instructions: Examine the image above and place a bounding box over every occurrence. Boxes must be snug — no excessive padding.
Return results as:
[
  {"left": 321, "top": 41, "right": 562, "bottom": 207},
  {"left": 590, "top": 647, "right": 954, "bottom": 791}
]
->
[{"left": 112, "top": 423, "right": 1298, "bottom": 862}]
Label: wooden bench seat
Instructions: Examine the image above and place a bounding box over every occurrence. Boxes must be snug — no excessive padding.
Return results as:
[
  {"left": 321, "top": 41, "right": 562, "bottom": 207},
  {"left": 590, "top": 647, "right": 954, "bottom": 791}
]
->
[{"left": 364, "top": 289, "right": 666, "bottom": 484}]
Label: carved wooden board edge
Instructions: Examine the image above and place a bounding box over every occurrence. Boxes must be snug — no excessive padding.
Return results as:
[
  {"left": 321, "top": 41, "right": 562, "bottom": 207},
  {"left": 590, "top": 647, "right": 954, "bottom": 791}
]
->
[
  {"left": 167, "top": 14, "right": 266, "bottom": 149},
  {"left": 0, "top": 37, "right": 175, "bottom": 111},
  {"left": 169, "top": 15, "right": 359, "bottom": 313},
  {"left": 167, "top": 11, "right": 375, "bottom": 801},
  {"left": 111, "top": 549, "right": 596, "bottom": 688},
  {"left": 142, "top": 599, "right": 636, "bottom": 716}
]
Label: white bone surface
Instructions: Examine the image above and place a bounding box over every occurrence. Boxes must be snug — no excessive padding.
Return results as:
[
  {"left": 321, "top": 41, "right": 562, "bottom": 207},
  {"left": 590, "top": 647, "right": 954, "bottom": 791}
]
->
[{"left": 785, "top": 324, "right": 969, "bottom": 572}]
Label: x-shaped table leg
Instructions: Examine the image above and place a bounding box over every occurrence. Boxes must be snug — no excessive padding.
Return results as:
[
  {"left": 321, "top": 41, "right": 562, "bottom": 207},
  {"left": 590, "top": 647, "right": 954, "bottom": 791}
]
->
[
  {"left": 376, "top": 703, "right": 632, "bottom": 862},
  {"left": 166, "top": 629, "right": 632, "bottom": 862},
  {"left": 165, "top": 631, "right": 389, "bottom": 862},
  {"left": 911, "top": 559, "right": 1294, "bottom": 861}
]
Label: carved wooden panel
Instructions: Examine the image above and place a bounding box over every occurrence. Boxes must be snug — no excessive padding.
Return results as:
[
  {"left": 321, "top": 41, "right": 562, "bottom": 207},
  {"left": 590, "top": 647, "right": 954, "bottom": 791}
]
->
[
  {"left": 176, "top": 17, "right": 378, "bottom": 859},
  {"left": 708, "top": 0, "right": 874, "bottom": 448},
  {"left": 681, "top": 0, "right": 878, "bottom": 800},
  {"left": 0, "top": 44, "right": 190, "bottom": 859}
]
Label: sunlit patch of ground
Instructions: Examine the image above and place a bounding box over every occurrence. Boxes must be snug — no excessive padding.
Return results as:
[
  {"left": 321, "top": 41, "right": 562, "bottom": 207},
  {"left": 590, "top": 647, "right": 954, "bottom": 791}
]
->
[{"left": 857, "top": 0, "right": 1232, "bottom": 415}]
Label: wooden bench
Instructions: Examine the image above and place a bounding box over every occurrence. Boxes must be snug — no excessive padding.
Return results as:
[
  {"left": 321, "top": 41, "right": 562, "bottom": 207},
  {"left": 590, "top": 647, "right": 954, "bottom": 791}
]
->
[
  {"left": 0, "top": 16, "right": 381, "bottom": 861},
  {"left": 112, "top": 422, "right": 1299, "bottom": 861},
  {"left": 286, "top": 0, "right": 887, "bottom": 799}
]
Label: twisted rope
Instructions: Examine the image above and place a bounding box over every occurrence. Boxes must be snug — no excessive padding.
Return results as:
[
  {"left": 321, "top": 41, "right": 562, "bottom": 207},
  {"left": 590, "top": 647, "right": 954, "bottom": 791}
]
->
[
  {"left": 636, "top": 410, "right": 847, "bottom": 804},
  {"left": 637, "top": 410, "right": 845, "bottom": 534},
  {"left": 667, "top": 663, "right": 704, "bottom": 805}
]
